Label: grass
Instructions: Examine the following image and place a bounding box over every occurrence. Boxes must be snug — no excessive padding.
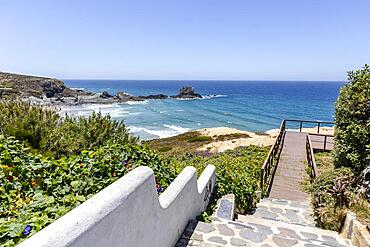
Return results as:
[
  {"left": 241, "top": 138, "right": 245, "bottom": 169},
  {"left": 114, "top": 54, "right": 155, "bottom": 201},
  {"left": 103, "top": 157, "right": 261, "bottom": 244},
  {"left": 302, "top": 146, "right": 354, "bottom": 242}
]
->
[
  {"left": 315, "top": 152, "right": 335, "bottom": 173},
  {"left": 144, "top": 131, "right": 214, "bottom": 156},
  {"left": 144, "top": 130, "right": 252, "bottom": 156},
  {"left": 187, "top": 135, "right": 213, "bottom": 142},
  {"left": 214, "top": 133, "right": 250, "bottom": 141}
]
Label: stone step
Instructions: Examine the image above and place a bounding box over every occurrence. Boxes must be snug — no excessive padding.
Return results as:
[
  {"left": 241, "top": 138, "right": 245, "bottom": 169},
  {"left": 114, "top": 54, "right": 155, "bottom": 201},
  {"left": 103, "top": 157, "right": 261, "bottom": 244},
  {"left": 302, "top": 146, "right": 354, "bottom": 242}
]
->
[
  {"left": 242, "top": 209, "right": 314, "bottom": 227},
  {"left": 253, "top": 198, "right": 314, "bottom": 226},
  {"left": 258, "top": 198, "right": 312, "bottom": 211},
  {"left": 234, "top": 216, "right": 353, "bottom": 246},
  {"left": 176, "top": 218, "right": 353, "bottom": 247}
]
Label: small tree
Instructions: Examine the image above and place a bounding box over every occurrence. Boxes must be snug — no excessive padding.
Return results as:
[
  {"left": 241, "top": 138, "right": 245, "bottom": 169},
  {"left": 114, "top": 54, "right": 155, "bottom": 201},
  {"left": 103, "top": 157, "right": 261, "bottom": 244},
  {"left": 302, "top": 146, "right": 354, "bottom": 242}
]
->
[{"left": 334, "top": 65, "right": 370, "bottom": 174}]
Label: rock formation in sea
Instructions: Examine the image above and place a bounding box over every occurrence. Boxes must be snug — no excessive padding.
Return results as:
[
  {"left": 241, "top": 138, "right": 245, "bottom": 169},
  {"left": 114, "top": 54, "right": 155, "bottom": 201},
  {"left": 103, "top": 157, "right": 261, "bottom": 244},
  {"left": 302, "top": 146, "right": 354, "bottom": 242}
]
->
[{"left": 171, "top": 86, "right": 202, "bottom": 99}]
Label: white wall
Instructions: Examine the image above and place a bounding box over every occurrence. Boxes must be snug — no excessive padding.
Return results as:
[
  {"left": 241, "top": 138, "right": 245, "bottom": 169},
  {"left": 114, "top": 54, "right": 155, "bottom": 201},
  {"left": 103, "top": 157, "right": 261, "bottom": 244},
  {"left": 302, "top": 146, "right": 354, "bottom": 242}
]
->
[{"left": 18, "top": 165, "right": 216, "bottom": 247}]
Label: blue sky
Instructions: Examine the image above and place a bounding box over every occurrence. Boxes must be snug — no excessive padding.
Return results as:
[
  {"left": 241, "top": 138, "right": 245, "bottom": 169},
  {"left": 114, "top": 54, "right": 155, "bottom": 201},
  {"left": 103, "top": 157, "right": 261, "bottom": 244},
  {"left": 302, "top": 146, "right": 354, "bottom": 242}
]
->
[{"left": 1, "top": 0, "right": 369, "bottom": 80}]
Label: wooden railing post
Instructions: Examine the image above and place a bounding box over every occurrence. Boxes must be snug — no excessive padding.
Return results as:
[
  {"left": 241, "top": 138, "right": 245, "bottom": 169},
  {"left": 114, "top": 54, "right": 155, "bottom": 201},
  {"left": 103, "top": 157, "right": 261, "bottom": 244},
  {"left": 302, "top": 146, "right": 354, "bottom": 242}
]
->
[
  {"left": 306, "top": 134, "right": 318, "bottom": 180},
  {"left": 317, "top": 122, "right": 320, "bottom": 134}
]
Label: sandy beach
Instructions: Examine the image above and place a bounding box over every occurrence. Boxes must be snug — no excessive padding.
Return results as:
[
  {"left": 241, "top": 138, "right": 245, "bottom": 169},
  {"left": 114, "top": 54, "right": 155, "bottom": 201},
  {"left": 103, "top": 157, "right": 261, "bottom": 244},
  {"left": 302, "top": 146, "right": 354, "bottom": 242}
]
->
[{"left": 196, "top": 126, "right": 334, "bottom": 153}]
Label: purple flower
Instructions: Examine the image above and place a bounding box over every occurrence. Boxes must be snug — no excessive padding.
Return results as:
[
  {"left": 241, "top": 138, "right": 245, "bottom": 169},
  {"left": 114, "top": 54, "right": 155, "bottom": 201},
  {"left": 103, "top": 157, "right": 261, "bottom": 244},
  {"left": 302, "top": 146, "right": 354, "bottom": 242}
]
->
[
  {"left": 156, "top": 184, "right": 163, "bottom": 193},
  {"left": 22, "top": 225, "right": 32, "bottom": 236}
]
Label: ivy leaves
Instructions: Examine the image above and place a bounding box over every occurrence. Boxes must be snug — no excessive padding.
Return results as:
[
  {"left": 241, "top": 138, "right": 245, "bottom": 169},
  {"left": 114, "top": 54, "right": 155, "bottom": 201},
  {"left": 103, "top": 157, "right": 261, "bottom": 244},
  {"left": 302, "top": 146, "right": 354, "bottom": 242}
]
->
[{"left": 0, "top": 135, "right": 174, "bottom": 246}]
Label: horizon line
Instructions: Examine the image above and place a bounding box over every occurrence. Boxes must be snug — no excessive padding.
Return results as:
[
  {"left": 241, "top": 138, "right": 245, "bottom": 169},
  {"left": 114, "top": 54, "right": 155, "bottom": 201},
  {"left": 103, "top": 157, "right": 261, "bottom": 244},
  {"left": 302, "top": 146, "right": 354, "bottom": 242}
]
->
[{"left": 62, "top": 78, "right": 345, "bottom": 82}]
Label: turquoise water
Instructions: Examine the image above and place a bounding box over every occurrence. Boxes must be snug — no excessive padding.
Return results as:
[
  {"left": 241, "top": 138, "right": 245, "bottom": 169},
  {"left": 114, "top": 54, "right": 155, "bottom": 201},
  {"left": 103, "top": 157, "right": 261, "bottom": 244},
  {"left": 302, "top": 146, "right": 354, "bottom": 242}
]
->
[{"left": 62, "top": 80, "right": 344, "bottom": 139}]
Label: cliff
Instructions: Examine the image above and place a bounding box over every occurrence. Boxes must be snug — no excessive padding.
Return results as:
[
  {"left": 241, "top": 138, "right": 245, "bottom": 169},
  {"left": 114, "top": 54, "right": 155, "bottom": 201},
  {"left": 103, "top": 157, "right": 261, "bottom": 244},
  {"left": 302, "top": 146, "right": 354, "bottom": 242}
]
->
[{"left": 0, "top": 72, "right": 76, "bottom": 98}]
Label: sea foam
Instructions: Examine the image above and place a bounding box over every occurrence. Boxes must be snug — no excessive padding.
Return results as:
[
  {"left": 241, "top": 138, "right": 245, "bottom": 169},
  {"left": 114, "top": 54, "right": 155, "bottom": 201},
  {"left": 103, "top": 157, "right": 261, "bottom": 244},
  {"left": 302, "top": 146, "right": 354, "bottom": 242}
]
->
[{"left": 128, "top": 124, "right": 190, "bottom": 139}]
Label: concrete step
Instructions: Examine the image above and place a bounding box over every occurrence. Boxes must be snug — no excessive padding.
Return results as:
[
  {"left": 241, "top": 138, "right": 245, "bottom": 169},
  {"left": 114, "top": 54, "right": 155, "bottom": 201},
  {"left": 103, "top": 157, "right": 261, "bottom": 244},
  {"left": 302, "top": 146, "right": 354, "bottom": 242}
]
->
[
  {"left": 249, "top": 198, "right": 314, "bottom": 226},
  {"left": 234, "top": 216, "right": 353, "bottom": 246},
  {"left": 176, "top": 218, "right": 354, "bottom": 247}
]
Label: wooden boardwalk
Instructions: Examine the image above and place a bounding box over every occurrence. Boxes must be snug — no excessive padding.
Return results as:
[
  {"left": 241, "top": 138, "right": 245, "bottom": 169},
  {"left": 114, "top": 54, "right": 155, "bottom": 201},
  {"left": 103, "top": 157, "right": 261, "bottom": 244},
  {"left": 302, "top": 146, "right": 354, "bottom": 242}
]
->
[{"left": 269, "top": 131, "right": 310, "bottom": 201}]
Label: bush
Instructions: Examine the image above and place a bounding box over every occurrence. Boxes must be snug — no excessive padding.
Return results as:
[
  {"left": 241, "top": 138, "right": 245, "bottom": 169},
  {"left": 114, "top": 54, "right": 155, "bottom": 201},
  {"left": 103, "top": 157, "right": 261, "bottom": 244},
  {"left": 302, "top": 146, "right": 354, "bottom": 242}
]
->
[
  {"left": 187, "top": 135, "right": 212, "bottom": 142},
  {"left": 0, "top": 100, "right": 59, "bottom": 149},
  {"left": 0, "top": 100, "right": 138, "bottom": 157},
  {"left": 334, "top": 65, "right": 370, "bottom": 174},
  {"left": 169, "top": 146, "right": 268, "bottom": 214},
  {"left": 0, "top": 135, "right": 175, "bottom": 246},
  {"left": 307, "top": 166, "right": 354, "bottom": 231},
  {"left": 45, "top": 112, "right": 138, "bottom": 157}
]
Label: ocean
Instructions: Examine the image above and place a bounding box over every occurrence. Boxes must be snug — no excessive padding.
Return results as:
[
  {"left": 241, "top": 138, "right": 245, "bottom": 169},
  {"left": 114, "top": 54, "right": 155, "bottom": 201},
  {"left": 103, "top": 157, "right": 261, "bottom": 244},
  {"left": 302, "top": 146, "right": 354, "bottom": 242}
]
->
[{"left": 62, "top": 80, "right": 344, "bottom": 140}]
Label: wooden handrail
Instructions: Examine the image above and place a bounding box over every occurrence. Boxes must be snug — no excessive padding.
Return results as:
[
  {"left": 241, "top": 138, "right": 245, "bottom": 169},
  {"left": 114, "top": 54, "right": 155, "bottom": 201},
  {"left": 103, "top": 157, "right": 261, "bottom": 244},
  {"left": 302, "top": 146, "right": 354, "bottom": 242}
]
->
[
  {"left": 308, "top": 133, "right": 334, "bottom": 137},
  {"left": 284, "top": 119, "right": 334, "bottom": 134},
  {"left": 306, "top": 134, "right": 319, "bottom": 179},
  {"left": 284, "top": 119, "right": 335, "bottom": 125},
  {"left": 260, "top": 120, "right": 286, "bottom": 194}
]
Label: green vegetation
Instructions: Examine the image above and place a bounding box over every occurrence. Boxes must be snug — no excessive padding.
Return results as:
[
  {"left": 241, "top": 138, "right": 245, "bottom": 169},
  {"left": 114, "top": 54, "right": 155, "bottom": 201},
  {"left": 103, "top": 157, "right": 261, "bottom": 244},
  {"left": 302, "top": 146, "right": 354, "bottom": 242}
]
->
[
  {"left": 0, "top": 100, "right": 138, "bottom": 157},
  {"left": 304, "top": 66, "right": 370, "bottom": 232},
  {"left": 334, "top": 64, "right": 370, "bottom": 174},
  {"left": 145, "top": 131, "right": 214, "bottom": 156},
  {"left": 215, "top": 133, "right": 251, "bottom": 141},
  {"left": 0, "top": 135, "right": 174, "bottom": 246},
  {"left": 187, "top": 135, "right": 213, "bottom": 143},
  {"left": 170, "top": 146, "right": 268, "bottom": 214},
  {"left": 306, "top": 152, "right": 370, "bottom": 231},
  {"left": 147, "top": 133, "right": 268, "bottom": 214},
  {"left": 145, "top": 130, "right": 251, "bottom": 156},
  {"left": 0, "top": 100, "right": 269, "bottom": 245}
]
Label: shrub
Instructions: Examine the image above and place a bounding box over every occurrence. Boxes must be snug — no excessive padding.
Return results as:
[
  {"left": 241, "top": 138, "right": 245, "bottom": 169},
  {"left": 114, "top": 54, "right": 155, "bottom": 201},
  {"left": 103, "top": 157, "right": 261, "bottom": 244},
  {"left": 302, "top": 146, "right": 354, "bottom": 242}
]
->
[
  {"left": 45, "top": 112, "right": 139, "bottom": 157},
  {"left": 144, "top": 131, "right": 214, "bottom": 156},
  {"left": 157, "top": 146, "right": 172, "bottom": 152},
  {"left": 187, "top": 135, "right": 212, "bottom": 142},
  {"left": 0, "top": 100, "right": 59, "bottom": 149},
  {"left": 307, "top": 166, "right": 354, "bottom": 231},
  {"left": 0, "top": 100, "right": 138, "bottom": 157},
  {"left": 334, "top": 65, "right": 370, "bottom": 174},
  {"left": 0, "top": 135, "right": 174, "bottom": 246},
  {"left": 170, "top": 146, "right": 268, "bottom": 214}
]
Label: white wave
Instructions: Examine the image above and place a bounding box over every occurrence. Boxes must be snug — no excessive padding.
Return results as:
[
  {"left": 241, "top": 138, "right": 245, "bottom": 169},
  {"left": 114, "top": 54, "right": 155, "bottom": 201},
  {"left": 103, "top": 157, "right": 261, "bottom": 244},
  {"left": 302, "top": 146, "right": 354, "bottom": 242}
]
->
[
  {"left": 128, "top": 124, "right": 190, "bottom": 139},
  {"left": 174, "top": 95, "right": 227, "bottom": 101},
  {"left": 201, "top": 94, "right": 227, "bottom": 99},
  {"left": 128, "top": 126, "right": 175, "bottom": 139},
  {"left": 59, "top": 103, "right": 129, "bottom": 118},
  {"left": 164, "top": 124, "right": 190, "bottom": 133},
  {"left": 70, "top": 87, "right": 85, "bottom": 91},
  {"left": 128, "top": 112, "right": 142, "bottom": 116},
  {"left": 175, "top": 109, "right": 185, "bottom": 112},
  {"left": 125, "top": 100, "right": 148, "bottom": 105}
]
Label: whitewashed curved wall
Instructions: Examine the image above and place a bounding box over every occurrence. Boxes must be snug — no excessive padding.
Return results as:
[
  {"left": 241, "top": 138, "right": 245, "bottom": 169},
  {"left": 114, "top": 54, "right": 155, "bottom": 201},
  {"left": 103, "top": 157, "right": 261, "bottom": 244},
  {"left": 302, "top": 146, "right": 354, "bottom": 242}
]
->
[{"left": 18, "top": 165, "right": 216, "bottom": 247}]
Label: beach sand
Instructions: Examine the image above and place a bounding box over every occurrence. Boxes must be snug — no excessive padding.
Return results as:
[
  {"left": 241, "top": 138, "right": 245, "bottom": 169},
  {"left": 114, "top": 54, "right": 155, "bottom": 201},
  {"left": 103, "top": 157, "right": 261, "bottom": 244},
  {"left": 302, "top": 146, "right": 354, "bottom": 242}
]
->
[{"left": 196, "top": 126, "right": 334, "bottom": 153}]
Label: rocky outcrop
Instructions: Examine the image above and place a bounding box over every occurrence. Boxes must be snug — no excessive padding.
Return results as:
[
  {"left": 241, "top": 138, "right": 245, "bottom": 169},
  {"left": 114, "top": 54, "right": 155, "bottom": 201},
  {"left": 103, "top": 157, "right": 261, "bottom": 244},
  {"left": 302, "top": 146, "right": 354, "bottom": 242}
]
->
[
  {"left": 0, "top": 72, "right": 203, "bottom": 106},
  {"left": 0, "top": 72, "right": 77, "bottom": 98},
  {"left": 171, "top": 86, "right": 202, "bottom": 99}
]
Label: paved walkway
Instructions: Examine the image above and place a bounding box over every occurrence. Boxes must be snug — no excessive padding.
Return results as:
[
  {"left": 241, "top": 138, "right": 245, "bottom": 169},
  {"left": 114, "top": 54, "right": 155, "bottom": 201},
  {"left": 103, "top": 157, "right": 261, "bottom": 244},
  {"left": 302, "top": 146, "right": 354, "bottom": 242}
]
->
[
  {"left": 269, "top": 131, "right": 310, "bottom": 201},
  {"left": 176, "top": 198, "right": 353, "bottom": 246}
]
